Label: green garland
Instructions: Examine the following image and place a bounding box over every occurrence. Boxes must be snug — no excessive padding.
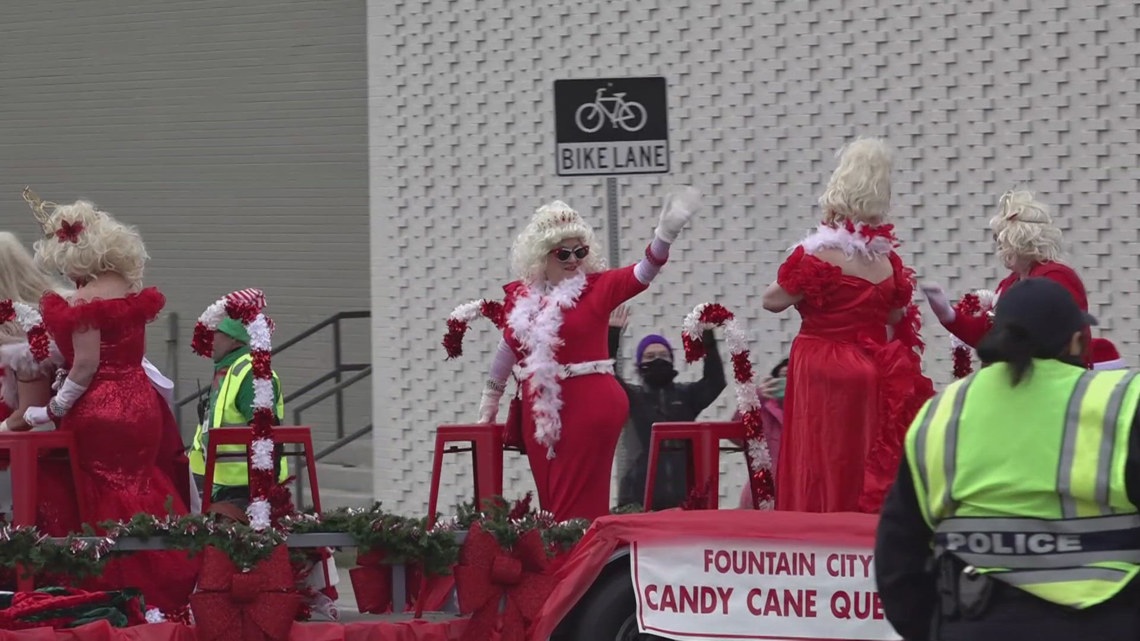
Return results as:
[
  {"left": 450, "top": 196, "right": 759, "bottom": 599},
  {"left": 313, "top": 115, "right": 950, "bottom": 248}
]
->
[{"left": 0, "top": 495, "right": 600, "bottom": 582}]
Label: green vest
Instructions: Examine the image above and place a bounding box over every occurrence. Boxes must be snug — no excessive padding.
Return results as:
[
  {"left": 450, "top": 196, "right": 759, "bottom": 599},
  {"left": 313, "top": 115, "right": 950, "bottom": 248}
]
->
[
  {"left": 905, "top": 359, "right": 1140, "bottom": 609},
  {"left": 188, "top": 352, "right": 287, "bottom": 486}
]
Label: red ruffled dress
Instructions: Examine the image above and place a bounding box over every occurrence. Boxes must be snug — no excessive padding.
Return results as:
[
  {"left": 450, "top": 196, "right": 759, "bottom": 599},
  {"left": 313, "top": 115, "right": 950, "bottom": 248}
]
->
[
  {"left": 37, "top": 288, "right": 199, "bottom": 611},
  {"left": 502, "top": 265, "right": 649, "bottom": 521},
  {"left": 775, "top": 246, "right": 934, "bottom": 514}
]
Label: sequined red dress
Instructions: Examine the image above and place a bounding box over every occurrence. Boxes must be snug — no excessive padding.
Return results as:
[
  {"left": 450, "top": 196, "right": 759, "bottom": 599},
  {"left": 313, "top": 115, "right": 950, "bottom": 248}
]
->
[
  {"left": 37, "top": 287, "right": 198, "bottom": 611},
  {"left": 775, "top": 246, "right": 934, "bottom": 514}
]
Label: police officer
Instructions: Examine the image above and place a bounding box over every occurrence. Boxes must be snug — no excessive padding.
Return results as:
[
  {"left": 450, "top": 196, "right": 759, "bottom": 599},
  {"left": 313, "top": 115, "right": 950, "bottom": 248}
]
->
[
  {"left": 875, "top": 277, "right": 1140, "bottom": 640},
  {"left": 188, "top": 317, "right": 287, "bottom": 509}
]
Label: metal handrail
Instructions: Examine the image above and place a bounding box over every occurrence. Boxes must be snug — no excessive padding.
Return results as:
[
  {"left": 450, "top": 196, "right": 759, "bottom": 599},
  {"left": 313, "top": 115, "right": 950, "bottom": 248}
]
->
[
  {"left": 290, "top": 368, "right": 373, "bottom": 424},
  {"left": 174, "top": 310, "right": 370, "bottom": 410}
]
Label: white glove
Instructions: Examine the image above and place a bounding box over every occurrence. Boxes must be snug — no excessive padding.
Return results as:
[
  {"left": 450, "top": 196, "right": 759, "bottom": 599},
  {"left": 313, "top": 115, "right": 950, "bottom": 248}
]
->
[
  {"left": 921, "top": 283, "right": 957, "bottom": 324},
  {"left": 654, "top": 186, "right": 702, "bottom": 244},
  {"left": 24, "top": 406, "right": 51, "bottom": 427},
  {"left": 0, "top": 420, "right": 8, "bottom": 432},
  {"left": 52, "top": 378, "right": 88, "bottom": 415},
  {"left": 478, "top": 387, "right": 504, "bottom": 424}
]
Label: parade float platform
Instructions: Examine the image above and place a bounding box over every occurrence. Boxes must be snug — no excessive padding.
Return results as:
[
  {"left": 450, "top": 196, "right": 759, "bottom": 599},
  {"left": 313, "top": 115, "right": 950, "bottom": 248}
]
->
[{"left": 0, "top": 510, "right": 896, "bottom": 641}]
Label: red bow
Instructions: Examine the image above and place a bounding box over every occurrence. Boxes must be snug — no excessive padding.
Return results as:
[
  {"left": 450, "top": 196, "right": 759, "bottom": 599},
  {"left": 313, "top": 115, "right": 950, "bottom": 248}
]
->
[
  {"left": 454, "top": 524, "right": 559, "bottom": 641},
  {"left": 189, "top": 545, "right": 301, "bottom": 641},
  {"left": 54, "top": 220, "right": 83, "bottom": 243},
  {"left": 843, "top": 220, "right": 898, "bottom": 246}
]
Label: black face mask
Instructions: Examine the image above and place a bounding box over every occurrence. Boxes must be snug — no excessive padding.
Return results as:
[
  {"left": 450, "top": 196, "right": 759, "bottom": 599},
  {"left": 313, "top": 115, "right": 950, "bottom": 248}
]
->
[{"left": 639, "top": 359, "right": 678, "bottom": 388}]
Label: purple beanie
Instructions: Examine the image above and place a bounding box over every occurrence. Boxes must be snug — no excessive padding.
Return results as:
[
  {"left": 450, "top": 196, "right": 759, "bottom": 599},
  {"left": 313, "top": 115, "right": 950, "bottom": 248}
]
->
[{"left": 636, "top": 334, "right": 674, "bottom": 363}]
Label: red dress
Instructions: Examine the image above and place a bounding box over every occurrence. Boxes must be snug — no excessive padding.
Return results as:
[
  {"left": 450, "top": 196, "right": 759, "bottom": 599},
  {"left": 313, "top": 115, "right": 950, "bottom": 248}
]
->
[
  {"left": 38, "top": 288, "right": 199, "bottom": 611},
  {"left": 503, "top": 265, "right": 648, "bottom": 521},
  {"left": 944, "top": 261, "right": 1088, "bottom": 347},
  {"left": 775, "top": 246, "right": 934, "bottom": 514}
]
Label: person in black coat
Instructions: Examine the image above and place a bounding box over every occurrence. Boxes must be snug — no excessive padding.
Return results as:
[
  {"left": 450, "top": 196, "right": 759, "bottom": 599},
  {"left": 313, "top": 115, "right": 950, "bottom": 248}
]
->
[{"left": 609, "top": 305, "right": 727, "bottom": 510}]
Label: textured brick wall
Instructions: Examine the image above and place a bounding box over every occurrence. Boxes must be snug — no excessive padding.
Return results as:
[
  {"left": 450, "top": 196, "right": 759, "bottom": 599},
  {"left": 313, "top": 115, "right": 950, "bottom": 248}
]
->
[
  {"left": 0, "top": 1, "right": 371, "bottom": 462},
  {"left": 370, "top": 0, "right": 1140, "bottom": 514}
]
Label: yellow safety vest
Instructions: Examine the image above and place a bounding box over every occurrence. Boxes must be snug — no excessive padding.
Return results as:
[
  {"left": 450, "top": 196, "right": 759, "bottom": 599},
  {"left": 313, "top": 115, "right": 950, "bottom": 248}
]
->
[
  {"left": 905, "top": 359, "right": 1140, "bottom": 608},
  {"left": 188, "top": 353, "right": 287, "bottom": 486}
]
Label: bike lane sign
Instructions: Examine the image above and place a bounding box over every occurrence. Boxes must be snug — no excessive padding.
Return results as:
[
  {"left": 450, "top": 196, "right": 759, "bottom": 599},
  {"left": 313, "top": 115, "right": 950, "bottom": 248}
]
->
[{"left": 554, "top": 77, "right": 669, "bottom": 176}]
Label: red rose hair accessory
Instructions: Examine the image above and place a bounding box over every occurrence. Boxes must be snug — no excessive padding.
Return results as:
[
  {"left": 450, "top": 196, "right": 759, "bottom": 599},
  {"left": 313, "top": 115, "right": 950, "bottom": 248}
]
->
[{"left": 54, "top": 220, "right": 84, "bottom": 243}]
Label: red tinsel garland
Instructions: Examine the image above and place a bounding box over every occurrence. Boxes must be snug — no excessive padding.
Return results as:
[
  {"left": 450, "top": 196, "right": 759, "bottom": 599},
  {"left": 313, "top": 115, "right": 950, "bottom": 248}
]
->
[
  {"left": 951, "top": 292, "right": 984, "bottom": 379},
  {"left": 682, "top": 303, "right": 775, "bottom": 510},
  {"left": 443, "top": 299, "right": 507, "bottom": 359}
]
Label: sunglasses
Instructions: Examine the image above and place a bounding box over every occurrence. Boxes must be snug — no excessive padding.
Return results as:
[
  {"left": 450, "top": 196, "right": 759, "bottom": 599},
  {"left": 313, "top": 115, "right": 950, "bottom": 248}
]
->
[{"left": 551, "top": 246, "right": 590, "bottom": 262}]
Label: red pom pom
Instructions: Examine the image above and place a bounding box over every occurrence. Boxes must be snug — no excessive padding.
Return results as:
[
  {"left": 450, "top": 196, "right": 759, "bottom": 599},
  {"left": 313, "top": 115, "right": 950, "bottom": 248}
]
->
[
  {"left": 26, "top": 326, "right": 50, "bottom": 362},
  {"left": 698, "top": 303, "right": 734, "bottom": 326},
  {"left": 953, "top": 345, "right": 973, "bottom": 379},
  {"left": 682, "top": 332, "right": 706, "bottom": 363},
  {"left": 191, "top": 322, "right": 214, "bottom": 357},
  {"left": 252, "top": 350, "right": 272, "bottom": 379},
  {"left": 954, "top": 292, "right": 982, "bottom": 318},
  {"left": 0, "top": 300, "right": 13, "bottom": 324},
  {"left": 480, "top": 300, "right": 506, "bottom": 329},
  {"left": 731, "top": 351, "right": 754, "bottom": 386},
  {"left": 443, "top": 319, "right": 468, "bottom": 359},
  {"left": 225, "top": 300, "right": 260, "bottom": 325}
]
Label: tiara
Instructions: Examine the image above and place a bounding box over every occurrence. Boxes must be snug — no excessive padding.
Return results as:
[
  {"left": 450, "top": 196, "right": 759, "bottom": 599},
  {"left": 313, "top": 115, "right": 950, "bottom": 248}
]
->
[
  {"left": 22, "top": 186, "right": 56, "bottom": 236},
  {"left": 534, "top": 201, "right": 582, "bottom": 232}
]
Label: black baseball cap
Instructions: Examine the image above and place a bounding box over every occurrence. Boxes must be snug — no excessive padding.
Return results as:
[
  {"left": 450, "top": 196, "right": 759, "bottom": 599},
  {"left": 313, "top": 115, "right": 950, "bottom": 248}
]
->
[{"left": 989, "top": 277, "right": 1097, "bottom": 355}]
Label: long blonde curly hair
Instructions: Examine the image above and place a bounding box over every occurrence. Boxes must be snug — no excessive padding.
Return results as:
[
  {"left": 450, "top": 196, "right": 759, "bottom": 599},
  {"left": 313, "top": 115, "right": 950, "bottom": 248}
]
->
[
  {"left": 33, "top": 200, "right": 149, "bottom": 291},
  {"left": 510, "top": 200, "right": 605, "bottom": 283},
  {"left": 818, "top": 137, "right": 893, "bottom": 225},
  {"left": 989, "top": 190, "right": 1062, "bottom": 265},
  {"left": 0, "top": 232, "right": 67, "bottom": 346}
]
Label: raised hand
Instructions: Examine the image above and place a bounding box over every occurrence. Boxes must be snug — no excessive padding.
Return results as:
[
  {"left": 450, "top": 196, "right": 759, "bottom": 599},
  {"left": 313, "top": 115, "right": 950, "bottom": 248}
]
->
[
  {"left": 920, "top": 283, "right": 956, "bottom": 324},
  {"left": 609, "top": 305, "right": 631, "bottom": 329},
  {"left": 654, "top": 186, "right": 702, "bottom": 244}
]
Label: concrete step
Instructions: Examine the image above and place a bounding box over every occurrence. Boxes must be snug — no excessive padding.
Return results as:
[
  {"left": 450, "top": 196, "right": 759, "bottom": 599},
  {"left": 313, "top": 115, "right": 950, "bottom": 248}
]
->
[
  {"left": 317, "top": 486, "right": 376, "bottom": 511},
  {"left": 314, "top": 460, "right": 372, "bottom": 493}
]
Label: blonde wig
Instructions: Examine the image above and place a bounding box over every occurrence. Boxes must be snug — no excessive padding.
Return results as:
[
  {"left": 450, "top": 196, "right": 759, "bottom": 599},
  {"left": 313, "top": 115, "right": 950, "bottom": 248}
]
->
[
  {"left": 818, "top": 137, "right": 893, "bottom": 224},
  {"left": 510, "top": 200, "right": 605, "bottom": 283},
  {"left": 989, "top": 190, "right": 1062, "bottom": 265},
  {"left": 33, "top": 200, "right": 149, "bottom": 291},
  {"left": 0, "top": 232, "right": 67, "bottom": 345}
]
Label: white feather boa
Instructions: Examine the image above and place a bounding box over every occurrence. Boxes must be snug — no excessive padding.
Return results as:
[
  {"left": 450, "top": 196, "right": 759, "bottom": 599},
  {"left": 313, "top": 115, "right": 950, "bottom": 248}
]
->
[
  {"left": 506, "top": 271, "right": 587, "bottom": 459},
  {"left": 799, "top": 222, "right": 894, "bottom": 259},
  {"left": 0, "top": 341, "right": 63, "bottom": 408}
]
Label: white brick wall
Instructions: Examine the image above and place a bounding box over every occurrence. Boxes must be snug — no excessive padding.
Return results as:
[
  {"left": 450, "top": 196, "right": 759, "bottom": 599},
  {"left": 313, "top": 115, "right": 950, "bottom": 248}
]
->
[
  {"left": 370, "top": 0, "right": 1140, "bottom": 516},
  {"left": 0, "top": 1, "right": 372, "bottom": 493}
]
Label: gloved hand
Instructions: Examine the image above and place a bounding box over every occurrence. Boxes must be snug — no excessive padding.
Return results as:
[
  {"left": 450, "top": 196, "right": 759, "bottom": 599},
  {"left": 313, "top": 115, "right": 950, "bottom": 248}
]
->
[
  {"left": 50, "top": 379, "right": 88, "bottom": 416},
  {"left": 0, "top": 420, "right": 8, "bottom": 432},
  {"left": 654, "top": 186, "right": 702, "bottom": 244},
  {"left": 478, "top": 386, "right": 504, "bottom": 424},
  {"left": 921, "top": 283, "right": 957, "bottom": 324},
  {"left": 24, "top": 406, "right": 51, "bottom": 427}
]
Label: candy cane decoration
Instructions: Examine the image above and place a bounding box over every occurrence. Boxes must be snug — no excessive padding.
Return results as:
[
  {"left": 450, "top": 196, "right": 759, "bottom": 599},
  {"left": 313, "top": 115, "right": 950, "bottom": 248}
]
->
[
  {"left": 443, "top": 299, "right": 506, "bottom": 359},
  {"left": 682, "top": 303, "right": 775, "bottom": 510},
  {"left": 0, "top": 300, "right": 51, "bottom": 362},
  {"left": 192, "top": 288, "right": 278, "bottom": 530},
  {"left": 950, "top": 289, "right": 994, "bottom": 379}
]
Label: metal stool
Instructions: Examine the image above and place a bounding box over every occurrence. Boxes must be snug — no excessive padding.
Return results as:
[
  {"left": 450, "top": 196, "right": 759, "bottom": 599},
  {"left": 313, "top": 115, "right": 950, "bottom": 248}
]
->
[
  {"left": 0, "top": 430, "right": 85, "bottom": 591},
  {"left": 426, "top": 424, "right": 504, "bottom": 525},
  {"left": 644, "top": 421, "right": 745, "bottom": 510},
  {"left": 202, "top": 426, "right": 321, "bottom": 513}
]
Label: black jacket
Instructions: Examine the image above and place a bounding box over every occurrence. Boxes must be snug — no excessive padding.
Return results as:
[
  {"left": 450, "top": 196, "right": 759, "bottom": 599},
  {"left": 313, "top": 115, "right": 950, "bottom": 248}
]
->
[
  {"left": 876, "top": 395, "right": 1140, "bottom": 641},
  {"left": 609, "top": 327, "right": 727, "bottom": 509}
]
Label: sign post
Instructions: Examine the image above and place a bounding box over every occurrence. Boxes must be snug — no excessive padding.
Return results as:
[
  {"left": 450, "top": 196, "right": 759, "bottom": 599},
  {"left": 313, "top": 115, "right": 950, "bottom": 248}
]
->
[
  {"left": 554, "top": 77, "right": 670, "bottom": 485},
  {"left": 554, "top": 75, "right": 670, "bottom": 290}
]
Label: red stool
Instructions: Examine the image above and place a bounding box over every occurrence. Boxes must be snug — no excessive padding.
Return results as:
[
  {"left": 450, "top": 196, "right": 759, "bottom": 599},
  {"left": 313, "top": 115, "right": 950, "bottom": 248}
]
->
[
  {"left": 0, "top": 430, "right": 85, "bottom": 592},
  {"left": 427, "top": 424, "right": 504, "bottom": 526},
  {"left": 202, "top": 426, "right": 321, "bottom": 514},
  {"left": 644, "top": 421, "right": 745, "bottom": 510}
]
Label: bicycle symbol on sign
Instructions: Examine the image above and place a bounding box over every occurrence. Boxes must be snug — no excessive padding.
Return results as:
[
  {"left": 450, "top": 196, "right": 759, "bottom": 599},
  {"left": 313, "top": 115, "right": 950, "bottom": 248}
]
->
[{"left": 574, "top": 86, "right": 648, "bottom": 133}]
